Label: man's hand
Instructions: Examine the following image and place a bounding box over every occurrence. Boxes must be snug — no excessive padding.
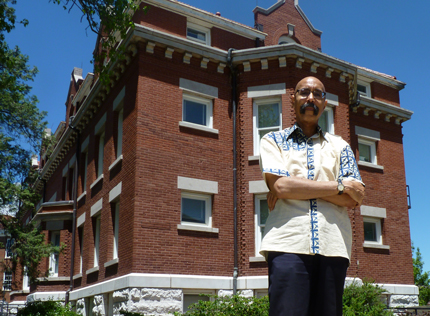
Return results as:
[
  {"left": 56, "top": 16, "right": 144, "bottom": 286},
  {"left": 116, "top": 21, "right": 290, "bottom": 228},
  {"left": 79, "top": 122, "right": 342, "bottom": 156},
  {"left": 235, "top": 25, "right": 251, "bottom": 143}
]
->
[
  {"left": 267, "top": 191, "right": 278, "bottom": 211},
  {"left": 343, "top": 180, "right": 365, "bottom": 207}
]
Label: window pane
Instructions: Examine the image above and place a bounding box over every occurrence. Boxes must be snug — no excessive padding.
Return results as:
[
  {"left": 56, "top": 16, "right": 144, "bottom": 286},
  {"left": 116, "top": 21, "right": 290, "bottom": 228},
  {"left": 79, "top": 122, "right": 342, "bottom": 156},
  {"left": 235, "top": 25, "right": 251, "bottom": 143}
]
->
[
  {"left": 318, "top": 111, "right": 328, "bottom": 132},
  {"left": 184, "top": 100, "right": 207, "bottom": 126},
  {"left": 259, "top": 199, "right": 269, "bottom": 226},
  {"left": 358, "top": 143, "right": 371, "bottom": 162},
  {"left": 258, "top": 103, "right": 280, "bottom": 128},
  {"left": 258, "top": 128, "right": 279, "bottom": 141},
  {"left": 182, "top": 198, "right": 206, "bottom": 223},
  {"left": 357, "top": 84, "right": 367, "bottom": 95},
  {"left": 184, "top": 294, "right": 209, "bottom": 312},
  {"left": 187, "top": 28, "right": 206, "bottom": 42},
  {"left": 364, "top": 222, "right": 377, "bottom": 242}
]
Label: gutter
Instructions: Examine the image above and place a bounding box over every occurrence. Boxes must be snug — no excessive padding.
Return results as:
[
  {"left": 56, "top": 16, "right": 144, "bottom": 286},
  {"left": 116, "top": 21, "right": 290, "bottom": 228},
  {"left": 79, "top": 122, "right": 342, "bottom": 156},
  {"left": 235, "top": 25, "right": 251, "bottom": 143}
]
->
[{"left": 227, "top": 48, "right": 238, "bottom": 295}]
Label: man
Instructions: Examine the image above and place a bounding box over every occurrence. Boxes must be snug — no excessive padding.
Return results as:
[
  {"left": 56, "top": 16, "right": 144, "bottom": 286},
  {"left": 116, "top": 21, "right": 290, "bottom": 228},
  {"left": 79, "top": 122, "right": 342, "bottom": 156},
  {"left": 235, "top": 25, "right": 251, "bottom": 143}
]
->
[{"left": 259, "top": 76, "right": 365, "bottom": 316}]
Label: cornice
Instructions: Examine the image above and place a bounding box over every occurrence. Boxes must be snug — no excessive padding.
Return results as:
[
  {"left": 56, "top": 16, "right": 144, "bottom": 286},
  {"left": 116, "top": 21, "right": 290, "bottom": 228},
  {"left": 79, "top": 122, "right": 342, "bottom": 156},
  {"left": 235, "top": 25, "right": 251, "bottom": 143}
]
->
[
  {"left": 355, "top": 95, "right": 413, "bottom": 124},
  {"left": 142, "top": 0, "right": 266, "bottom": 40}
]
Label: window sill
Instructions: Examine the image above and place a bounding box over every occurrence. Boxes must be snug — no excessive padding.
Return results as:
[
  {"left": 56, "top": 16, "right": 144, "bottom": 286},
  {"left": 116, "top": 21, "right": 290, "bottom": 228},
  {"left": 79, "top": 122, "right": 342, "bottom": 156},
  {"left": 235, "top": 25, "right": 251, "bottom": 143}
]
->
[
  {"left": 10, "top": 289, "right": 30, "bottom": 295},
  {"left": 249, "top": 256, "right": 266, "bottom": 263},
  {"left": 363, "top": 242, "right": 390, "bottom": 250},
  {"left": 109, "top": 155, "right": 123, "bottom": 171},
  {"left": 90, "top": 174, "right": 104, "bottom": 189},
  {"left": 77, "top": 191, "right": 86, "bottom": 202},
  {"left": 177, "top": 224, "right": 219, "bottom": 234},
  {"left": 179, "top": 121, "right": 219, "bottom": 135},
  {"left": 86, "top": 266, "right": 100, "bottom": 275},
  {"left": 248, "top": 155, "right": 259, "bottom": 161},
  {"left": 37, "top": 276, "right": 69, "bottom": 282},
  {"left": 358, "top": 161, "right": 384, "bottom": 170},
  {"left": 73, "top": 273, "right": 82, "bottom": 280},
  {"left": 104, "top": 258, "right": 119, "bottom": 268}
]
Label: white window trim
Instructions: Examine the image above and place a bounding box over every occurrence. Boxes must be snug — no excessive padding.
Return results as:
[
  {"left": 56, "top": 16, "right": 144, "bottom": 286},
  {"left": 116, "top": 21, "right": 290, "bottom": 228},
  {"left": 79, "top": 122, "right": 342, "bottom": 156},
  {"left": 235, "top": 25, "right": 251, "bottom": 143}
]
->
[
  {"left": 357, "top": 81, "right": 371, "bottom": 97},
  {"left": 186, "top": 21, "right": 211, "bottom": 45},
  {"left": 180, "top": 192, "right": 212, "bottom": 228},
  {"left": 49, "top": 231, "right": 60, "bottom": 277},
  {"left": 3, "top": 271, "right": 12, "bottom": 291},
  {"left": 363, "top": 216, "right": 382, "bottom": 244},
  {"left": 22, "top": 266, "right": 29, "bottom": 291},
  {"left": 253, "top": 97, "right": 282, "bottom": 156},
  {"left": 254, "top": 194, "right": 267, "bottom": 258},
  {"left": 358, "top": 137, "right": 377, "bottom": 165},
  {"left": 94, "top": 216, "right": 101, "bottom": 268},
  {"left": 182, "top": 93, "right": 214, "bottom": 129},
  {"left": 113, "top": 202, "right": 120, "bottom": 260},
  {"left": 319, "top": 105, "right": 334, "bottom": 134}
]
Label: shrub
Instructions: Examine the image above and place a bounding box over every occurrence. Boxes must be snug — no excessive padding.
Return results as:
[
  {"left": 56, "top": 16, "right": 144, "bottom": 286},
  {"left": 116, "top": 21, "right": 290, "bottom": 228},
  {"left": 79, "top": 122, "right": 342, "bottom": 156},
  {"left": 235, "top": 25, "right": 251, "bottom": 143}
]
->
[
  {"left": 173, "top": 294, "right": 269, "bottom": 316},
  {"left": 17, "top": 300, "right": 80, "bottom": 316},
  {"left": 343, "top": 280, "right": 393, "bottom": 316}
]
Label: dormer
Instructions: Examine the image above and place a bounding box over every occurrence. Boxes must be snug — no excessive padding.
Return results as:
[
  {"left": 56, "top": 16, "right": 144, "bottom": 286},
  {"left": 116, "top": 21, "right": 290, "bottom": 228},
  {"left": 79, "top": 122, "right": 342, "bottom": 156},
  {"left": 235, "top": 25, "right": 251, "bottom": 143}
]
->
[
  {"left": 64, "top": 67, "right": 84, "bottom": 129},
  {"left": 254, "top": 0, "right": 322, "bottom": 50}
]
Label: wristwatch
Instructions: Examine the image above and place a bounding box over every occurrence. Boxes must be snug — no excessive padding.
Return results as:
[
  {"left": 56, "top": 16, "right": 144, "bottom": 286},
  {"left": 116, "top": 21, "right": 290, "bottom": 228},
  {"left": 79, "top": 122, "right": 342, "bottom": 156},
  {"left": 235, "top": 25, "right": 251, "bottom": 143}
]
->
[{"left": 337, "top": 178, "right": 345, "bottom": 195}]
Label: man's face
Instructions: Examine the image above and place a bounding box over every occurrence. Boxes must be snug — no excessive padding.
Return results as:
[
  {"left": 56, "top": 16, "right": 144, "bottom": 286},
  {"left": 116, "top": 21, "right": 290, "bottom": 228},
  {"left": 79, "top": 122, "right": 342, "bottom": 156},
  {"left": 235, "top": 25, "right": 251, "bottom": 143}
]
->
[{"left": 291, "top": 77, "right": 328, "bottom": 127}]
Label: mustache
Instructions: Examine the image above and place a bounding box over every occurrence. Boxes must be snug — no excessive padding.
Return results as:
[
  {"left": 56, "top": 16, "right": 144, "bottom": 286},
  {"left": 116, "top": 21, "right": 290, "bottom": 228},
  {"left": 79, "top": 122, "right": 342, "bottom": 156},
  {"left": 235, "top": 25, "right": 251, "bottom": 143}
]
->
[{"left": 299, "top": 102, "right": 319, "bottom": 115}]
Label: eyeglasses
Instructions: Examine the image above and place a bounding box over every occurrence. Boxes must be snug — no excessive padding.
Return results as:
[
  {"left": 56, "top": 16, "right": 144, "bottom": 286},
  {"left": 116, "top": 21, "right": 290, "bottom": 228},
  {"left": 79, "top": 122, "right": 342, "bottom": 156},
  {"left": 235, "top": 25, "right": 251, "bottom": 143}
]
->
[{"left": 296, "top": 88, "right": 326, "bottom": 100}]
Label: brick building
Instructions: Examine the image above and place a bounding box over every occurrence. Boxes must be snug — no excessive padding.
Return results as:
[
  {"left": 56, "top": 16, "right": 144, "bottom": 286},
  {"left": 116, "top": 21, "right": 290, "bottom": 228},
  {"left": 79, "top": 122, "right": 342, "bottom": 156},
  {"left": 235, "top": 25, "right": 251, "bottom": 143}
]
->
[{"left": 3, "top": 0, "right": 416, "bottom": 314}]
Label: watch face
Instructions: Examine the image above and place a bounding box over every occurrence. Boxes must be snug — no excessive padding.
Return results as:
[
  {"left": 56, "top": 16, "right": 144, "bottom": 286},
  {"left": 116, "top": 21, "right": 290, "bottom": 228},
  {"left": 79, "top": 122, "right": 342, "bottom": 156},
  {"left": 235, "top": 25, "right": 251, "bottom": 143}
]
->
[{"left": 338, "top": 183, "right": 345, "bottom": 191}]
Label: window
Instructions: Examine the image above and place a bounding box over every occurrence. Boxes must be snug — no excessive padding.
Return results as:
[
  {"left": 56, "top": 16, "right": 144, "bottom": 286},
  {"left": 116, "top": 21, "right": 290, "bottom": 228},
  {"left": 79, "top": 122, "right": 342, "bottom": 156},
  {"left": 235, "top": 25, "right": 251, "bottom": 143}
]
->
[
  {"left": 81, "top": 151, "right": 88, "bottom": 193},
  {"left": 253, "top": 98, "right": 282, "bottom": 155},
  {"left": 5, "top": 238, "right": 14, "bottom": 258},
  {"left": 78, "top": 227, "right": 84, "bottom": 274},
  {"left": 318, "top": 106, "right": 334, "bottom": 134},
  {"left": 181, "top": 192, "right": 212, "bottom": 227},
  {"left": 97, "top": 132, "right": 105, "bottom": 178},
  {"left": 23, "top": 266, "right": 29, "bottom": 291},
  {"left": 2, "top": 271, "right": 12, "bottom": 291},
  {"left": 116, "top": 109, "right": 123, "bottom": 158},
  {"left": 182, "top": 94, "right": 213, "bottom": 128},
  {"left": 357, "top": 81, "right": 371, "bottom": 97},
  {"left": 278, "top": 35, "right": 296, "bottom": 45},
  {"left": 358, "top": 138, "right": 377, "bottom": 164},
  {"left": 187, "top": 22, "right": 210, "bottom": 45},
  {"left": 363, "top": 217, "right": 382, "bottom": 244},
  {"left": 255, "top": 195, "right": 269, "bottom": 256},
  {"left": 94, "top": 216, "right": 101, "bottom": 267},
  {"left": 113, "top": 202, "right": 120, "bottom": 259},
  {"left": 183, "top": 293, "right": 211, "bottom": 312},
  {"left": 50, "top": 231, "right": 60, "bottom": 277}
]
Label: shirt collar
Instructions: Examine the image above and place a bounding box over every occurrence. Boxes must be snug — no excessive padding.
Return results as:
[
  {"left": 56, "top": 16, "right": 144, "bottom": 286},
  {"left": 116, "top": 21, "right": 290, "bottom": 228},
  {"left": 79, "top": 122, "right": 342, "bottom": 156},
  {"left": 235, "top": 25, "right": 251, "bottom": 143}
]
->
[{"left": 288, "top": 124, "right": 329, "bottom": 142}]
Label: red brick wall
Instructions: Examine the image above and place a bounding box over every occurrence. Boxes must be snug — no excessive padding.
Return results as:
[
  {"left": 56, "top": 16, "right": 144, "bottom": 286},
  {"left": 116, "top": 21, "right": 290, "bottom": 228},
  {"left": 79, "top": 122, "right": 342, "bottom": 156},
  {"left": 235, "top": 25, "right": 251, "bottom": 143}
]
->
[{"left": 255, "top": 0, "right": 321, "bottom": 50}]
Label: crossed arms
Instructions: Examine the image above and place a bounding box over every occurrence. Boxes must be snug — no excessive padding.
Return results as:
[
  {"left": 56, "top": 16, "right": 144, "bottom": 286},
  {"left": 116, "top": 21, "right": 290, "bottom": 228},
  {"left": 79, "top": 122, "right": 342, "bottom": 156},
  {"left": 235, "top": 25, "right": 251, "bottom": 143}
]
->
[{"left": 265, "top": 173, "right": 365, "bottom": 211}]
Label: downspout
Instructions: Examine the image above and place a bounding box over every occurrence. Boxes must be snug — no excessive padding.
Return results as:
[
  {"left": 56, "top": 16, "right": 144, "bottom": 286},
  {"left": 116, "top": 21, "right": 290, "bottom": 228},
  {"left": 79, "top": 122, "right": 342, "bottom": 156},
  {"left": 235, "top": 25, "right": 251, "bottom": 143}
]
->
[
  {"left": 227, "top": 48, "right": 238, "bottom": 295},
  {"left": 65, "top": 127, "right": 80, "bottom": 305}
]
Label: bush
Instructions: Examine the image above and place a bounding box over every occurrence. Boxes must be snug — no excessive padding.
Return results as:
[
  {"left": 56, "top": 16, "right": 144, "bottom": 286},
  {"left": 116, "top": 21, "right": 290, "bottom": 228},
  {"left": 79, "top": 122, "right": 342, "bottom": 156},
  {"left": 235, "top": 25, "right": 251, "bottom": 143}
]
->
[
  {"left": 343, "top": 280, "right": 393, "bottom": 316},
  {"left": 173, "top": 294, "right": 269, "bottom": 316},
  {"left": 17, "top": 300, "right": 80, "bottom": 316}
]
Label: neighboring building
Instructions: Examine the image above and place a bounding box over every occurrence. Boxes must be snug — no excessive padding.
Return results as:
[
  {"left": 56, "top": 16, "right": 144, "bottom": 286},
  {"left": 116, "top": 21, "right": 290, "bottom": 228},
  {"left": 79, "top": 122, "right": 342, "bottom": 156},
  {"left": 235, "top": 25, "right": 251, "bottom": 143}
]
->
[{"left": 7, "top": 0, "right": 415, "bottom": 314}]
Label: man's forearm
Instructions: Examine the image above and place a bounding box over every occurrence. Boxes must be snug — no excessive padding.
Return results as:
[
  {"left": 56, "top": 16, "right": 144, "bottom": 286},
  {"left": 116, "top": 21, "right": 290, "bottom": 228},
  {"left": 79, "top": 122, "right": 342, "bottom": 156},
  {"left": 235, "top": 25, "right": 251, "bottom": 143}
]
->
[{"left": 267, "top": 174, "right": 339, "bottom": 200}]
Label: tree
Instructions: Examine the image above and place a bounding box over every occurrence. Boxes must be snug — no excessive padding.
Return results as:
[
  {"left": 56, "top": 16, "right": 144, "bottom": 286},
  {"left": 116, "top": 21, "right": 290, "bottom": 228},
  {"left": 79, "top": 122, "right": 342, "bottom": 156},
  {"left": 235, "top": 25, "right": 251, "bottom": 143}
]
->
[
  {"left": 50, "top": 0, "right": 146, "bottom": 84},
  {"left": 412, "top": 244, "right": 430, "bottom": 306},
  {"left": 0, "top": 0, "right": 63, "bottom": 288}
]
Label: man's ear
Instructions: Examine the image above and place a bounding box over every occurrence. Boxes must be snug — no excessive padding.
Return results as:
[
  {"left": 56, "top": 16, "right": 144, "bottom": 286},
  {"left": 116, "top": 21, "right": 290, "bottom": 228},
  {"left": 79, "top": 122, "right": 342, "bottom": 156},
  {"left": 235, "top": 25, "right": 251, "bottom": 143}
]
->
[{"left": 290, "top": 93, "right": 295, "bottom": 107}]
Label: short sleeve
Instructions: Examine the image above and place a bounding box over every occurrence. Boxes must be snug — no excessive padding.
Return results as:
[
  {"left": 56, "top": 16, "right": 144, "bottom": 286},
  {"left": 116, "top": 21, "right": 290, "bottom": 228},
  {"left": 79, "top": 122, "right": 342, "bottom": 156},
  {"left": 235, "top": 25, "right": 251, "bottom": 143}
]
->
[
  {"left": 260, "top": 133, "right": 290, "bottom": 183},
  {"left": 339, "top": 144, "right": 364, "bottom": 185}
]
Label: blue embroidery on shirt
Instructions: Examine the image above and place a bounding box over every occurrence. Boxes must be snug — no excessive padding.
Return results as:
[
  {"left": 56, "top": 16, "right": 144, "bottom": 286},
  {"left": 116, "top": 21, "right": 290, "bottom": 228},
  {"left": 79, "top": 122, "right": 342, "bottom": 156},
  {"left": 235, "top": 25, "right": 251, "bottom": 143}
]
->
[
  {"left": 306, "top": 137, "right": 320, "bottom": 254},
  {"left": 262, "top": 168, "right": 290, "bottom": 177},
  {"left": 339, "top": 145, "right": 362, "bottom": 181}
]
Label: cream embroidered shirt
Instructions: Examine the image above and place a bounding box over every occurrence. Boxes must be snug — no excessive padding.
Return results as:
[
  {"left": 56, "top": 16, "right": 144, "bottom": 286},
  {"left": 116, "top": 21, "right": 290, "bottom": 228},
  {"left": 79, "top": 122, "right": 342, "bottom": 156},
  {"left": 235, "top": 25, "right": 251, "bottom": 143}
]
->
[{"left": 259, "top": 124, "right": 363, "bottom": 261}]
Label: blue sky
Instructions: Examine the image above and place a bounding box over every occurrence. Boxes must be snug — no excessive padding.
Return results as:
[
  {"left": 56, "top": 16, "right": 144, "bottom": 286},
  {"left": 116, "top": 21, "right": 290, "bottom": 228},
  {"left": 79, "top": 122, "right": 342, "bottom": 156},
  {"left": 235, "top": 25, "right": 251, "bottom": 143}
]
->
[{"left": 7, "top": 1, "right": 430, "bottom": 272}]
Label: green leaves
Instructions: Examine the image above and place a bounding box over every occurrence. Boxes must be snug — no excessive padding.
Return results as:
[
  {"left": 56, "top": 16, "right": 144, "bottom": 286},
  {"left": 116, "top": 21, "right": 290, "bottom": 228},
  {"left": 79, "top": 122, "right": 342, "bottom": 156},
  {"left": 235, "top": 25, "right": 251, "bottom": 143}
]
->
[
  {"left": 412, "top": 244, "right": 430, "bottom": 306},
  {"left": 343, "top": 280, "right": 393, "bottom": 316}
]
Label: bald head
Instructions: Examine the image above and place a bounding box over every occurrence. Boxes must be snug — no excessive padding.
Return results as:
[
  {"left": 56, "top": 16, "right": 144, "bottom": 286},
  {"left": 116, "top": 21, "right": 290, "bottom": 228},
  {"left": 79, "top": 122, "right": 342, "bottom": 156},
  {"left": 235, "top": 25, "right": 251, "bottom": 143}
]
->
[{"left": 295, "top": 76, "right": 326, "bottom": 93}]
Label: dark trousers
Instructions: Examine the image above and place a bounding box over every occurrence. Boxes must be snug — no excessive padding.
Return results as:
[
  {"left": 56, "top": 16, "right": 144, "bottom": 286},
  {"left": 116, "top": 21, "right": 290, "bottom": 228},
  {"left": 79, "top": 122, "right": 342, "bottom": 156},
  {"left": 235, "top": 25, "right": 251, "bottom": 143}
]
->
[{"left": 268, "top": 252, "right": 349, "bottom": 316}]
